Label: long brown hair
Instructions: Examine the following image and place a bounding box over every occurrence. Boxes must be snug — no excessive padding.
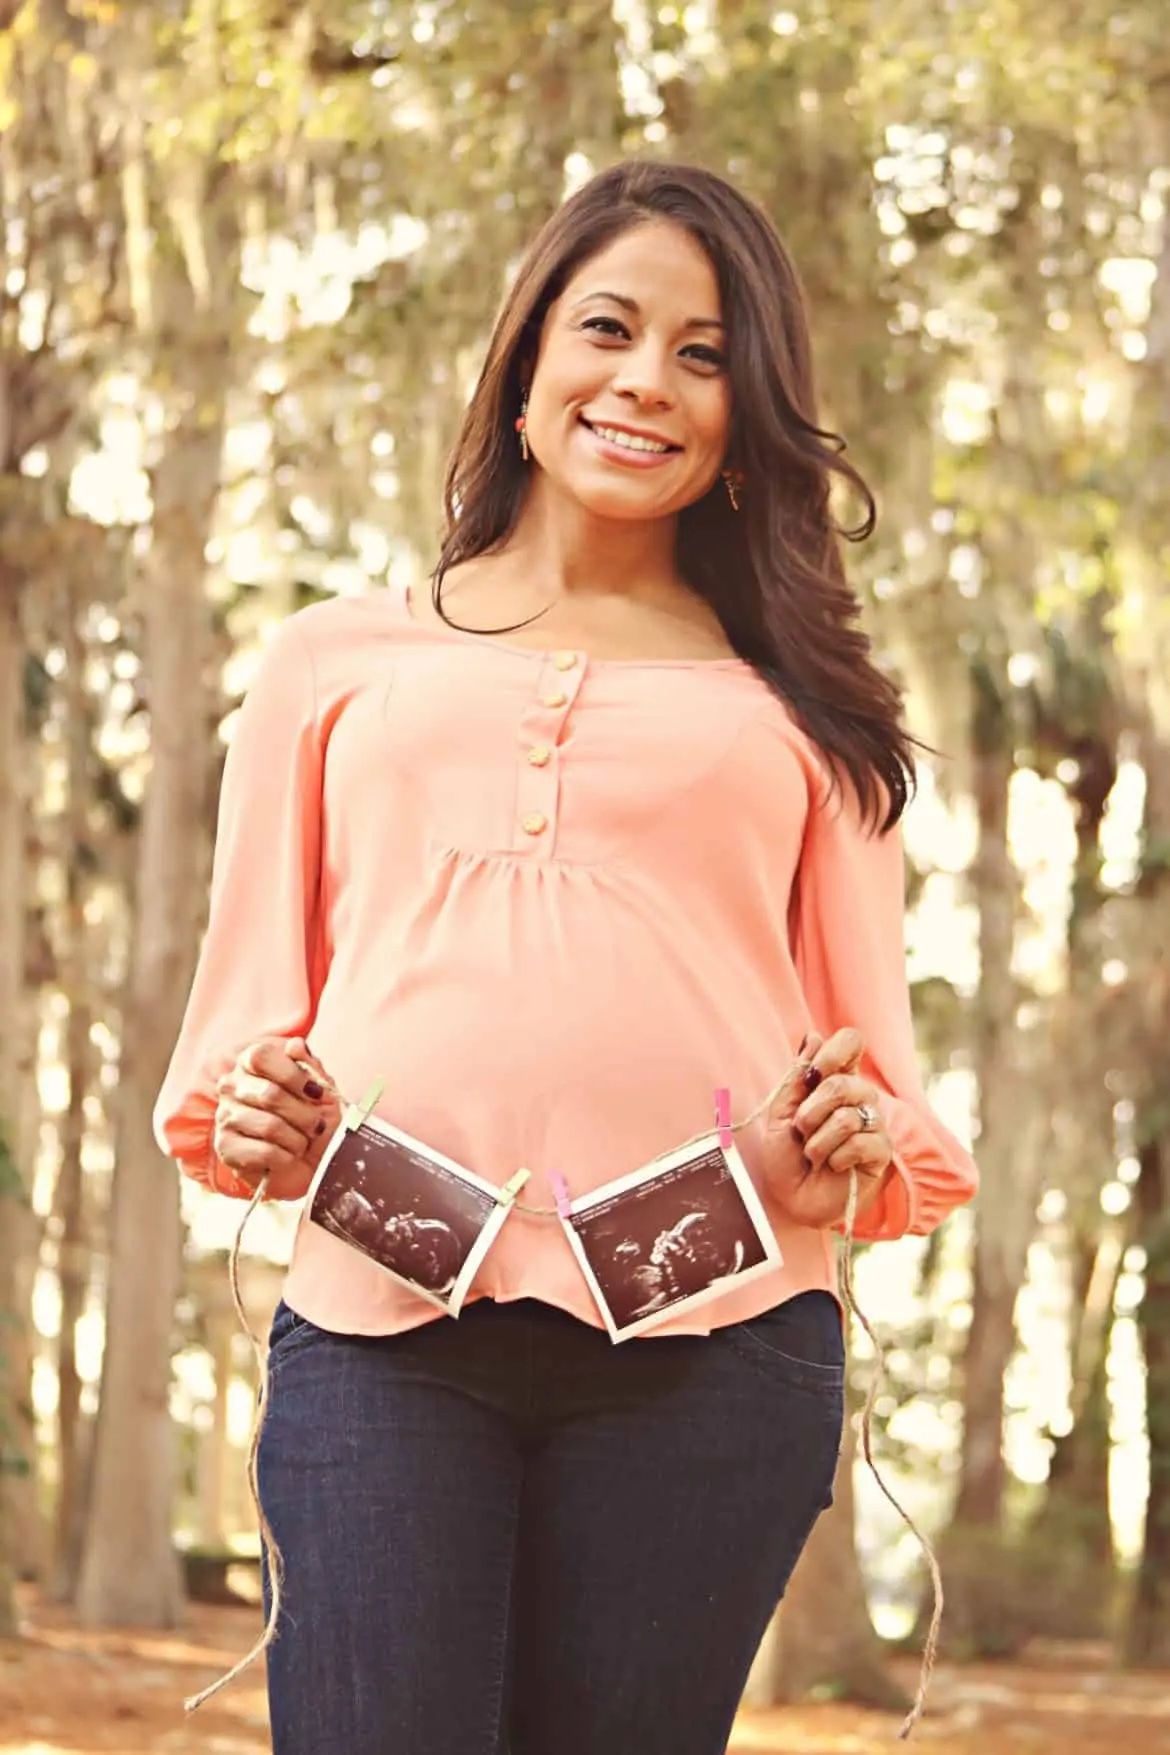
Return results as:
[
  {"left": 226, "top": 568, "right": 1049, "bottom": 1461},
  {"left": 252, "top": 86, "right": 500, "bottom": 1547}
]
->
[{"left": 430, "top": 158, "right": 924, "bottom": 832}]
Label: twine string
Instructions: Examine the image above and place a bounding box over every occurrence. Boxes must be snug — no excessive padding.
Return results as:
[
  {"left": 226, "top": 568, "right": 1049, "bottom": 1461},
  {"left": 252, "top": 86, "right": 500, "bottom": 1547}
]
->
[
  {"left": 185, "top": 1075, "right": 943, "bottom": 1737},
  {"left": 183, "top": 1172, "right": 281, "bottom": 1714},
  {"left": 839, "top": 1175, "right": 944, "bottom": 1741}
]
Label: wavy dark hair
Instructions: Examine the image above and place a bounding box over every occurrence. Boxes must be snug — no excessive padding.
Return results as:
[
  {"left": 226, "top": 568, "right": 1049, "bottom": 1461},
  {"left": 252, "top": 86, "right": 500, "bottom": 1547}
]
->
[{"left": 428, "top": 158, "right": 925, "bottom": 831}]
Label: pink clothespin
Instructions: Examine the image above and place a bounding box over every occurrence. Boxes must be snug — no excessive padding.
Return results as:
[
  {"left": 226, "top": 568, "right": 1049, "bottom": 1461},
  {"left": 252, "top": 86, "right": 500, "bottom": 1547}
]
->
[
  {"left": 550, "top": 1172, "right": 573, "bottom": 1219},
  {"left": 714, "top": 1087, "right": 733, "bottom": 1151}
]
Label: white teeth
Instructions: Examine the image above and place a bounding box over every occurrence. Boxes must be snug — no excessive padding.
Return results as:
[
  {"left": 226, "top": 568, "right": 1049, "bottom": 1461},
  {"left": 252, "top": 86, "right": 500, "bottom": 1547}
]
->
[{"left": 591, "top": 424, "right": 672, "bottom": 454}]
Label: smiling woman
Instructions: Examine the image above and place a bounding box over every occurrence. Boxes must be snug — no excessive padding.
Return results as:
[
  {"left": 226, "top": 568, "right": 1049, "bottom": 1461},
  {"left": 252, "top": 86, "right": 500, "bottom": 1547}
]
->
[{"left": 155, "top": 156, "right": 977, "bottom": 1755}]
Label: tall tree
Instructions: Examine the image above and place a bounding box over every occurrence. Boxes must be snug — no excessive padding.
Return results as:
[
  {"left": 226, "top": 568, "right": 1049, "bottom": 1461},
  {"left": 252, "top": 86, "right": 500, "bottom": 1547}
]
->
[
  {"left": 1119, "top": 189, "right": 1170, "bottom": 1670},
  {"left": 76, "top": 13, "right": 248, "bottom": 1625},
  {"left": 0, "top": 3, "right": 115, "bottom": 1623},
  {"left": 770, "top": 1415, "right": 911, "bottom": 1710}
]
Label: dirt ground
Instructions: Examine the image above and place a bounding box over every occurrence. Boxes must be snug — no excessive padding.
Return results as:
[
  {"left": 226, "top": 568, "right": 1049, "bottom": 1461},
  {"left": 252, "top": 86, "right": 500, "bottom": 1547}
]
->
[{"left": 2, "top": 1588, "right": 1169, "bottom": 1753}]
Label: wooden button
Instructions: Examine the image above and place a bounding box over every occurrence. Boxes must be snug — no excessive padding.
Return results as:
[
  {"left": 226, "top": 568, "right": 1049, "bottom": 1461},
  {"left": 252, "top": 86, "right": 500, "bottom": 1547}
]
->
[
  {"left": 527, "top": 745, "right": 552, "bottom": 767},
  {"left": 521, "top": 812, "right": 548, "bottom": 835},
  {"left": 541, "top": 690, "right": 568, "bottom": 709},
  {"left": 553, "top": 651, "right": 578, "bottom": 671}
]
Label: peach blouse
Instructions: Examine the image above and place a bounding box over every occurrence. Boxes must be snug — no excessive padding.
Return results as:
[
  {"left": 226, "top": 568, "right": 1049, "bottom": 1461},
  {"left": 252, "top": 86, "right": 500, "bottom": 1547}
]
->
[{"left": 153, "top": 583, "right": 977, "bottom": 1338}]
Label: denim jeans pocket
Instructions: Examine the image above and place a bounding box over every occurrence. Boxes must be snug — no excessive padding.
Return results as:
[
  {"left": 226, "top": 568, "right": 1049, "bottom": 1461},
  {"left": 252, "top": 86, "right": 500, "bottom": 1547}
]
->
[
  {"left": 722, "top": 1289, "right": 846, "bottom": 1394},
  {"left": 266, "top": 1298, "right": 326, "bottom": 1370}
]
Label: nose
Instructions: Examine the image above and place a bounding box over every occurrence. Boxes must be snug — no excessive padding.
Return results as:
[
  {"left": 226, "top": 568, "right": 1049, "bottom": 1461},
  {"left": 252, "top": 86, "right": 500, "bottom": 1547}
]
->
[{"left": 609, "top": 339, "right": 676, "bottom": 410}]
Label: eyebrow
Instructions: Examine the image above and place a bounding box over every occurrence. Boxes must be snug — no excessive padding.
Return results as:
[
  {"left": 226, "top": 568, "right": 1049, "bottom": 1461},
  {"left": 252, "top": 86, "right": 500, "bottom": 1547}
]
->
[{"left": 568, "top": 290, "right": 725, "bottom": 332}]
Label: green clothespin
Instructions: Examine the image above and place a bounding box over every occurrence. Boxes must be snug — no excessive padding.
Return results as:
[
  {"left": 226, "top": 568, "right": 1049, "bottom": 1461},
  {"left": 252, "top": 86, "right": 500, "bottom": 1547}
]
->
[
  {"left": 497, "top": 1167, "right": 531, "bottom": 1206},
  {"left": 343, "top": 1078, "right": 385, "bottom": 1132}
]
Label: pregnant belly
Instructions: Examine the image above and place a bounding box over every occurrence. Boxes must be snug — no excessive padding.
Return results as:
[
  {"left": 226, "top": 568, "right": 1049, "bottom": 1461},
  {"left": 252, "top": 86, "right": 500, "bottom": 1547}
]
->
[{"left": 309, "top": 929, "right": 792, "bottom": 1195}]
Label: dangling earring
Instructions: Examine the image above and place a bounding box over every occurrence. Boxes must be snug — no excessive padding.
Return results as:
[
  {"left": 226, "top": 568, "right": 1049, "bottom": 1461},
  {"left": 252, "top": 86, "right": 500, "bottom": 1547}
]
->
[
  {"left": 515, "top": 390, "right": 530, "bottom": 462},
  {"left": 722, "top": 468, "right": 744, "bottom": 512}
]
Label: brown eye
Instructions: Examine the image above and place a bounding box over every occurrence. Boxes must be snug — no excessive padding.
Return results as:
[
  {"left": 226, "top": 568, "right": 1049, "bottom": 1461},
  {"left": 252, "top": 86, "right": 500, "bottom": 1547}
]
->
[{"left": 683, "top": 345, "right": 726, "bottom": 369}]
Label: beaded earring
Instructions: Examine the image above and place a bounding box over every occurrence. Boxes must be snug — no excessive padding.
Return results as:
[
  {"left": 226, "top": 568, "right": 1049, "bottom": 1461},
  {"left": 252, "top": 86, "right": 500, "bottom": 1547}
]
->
[
  {"left": 515, "top": 390, "right": 530, "bottom": 462},
  {"left": 722, "top": 468, "right": 744, "bottom": 512}
]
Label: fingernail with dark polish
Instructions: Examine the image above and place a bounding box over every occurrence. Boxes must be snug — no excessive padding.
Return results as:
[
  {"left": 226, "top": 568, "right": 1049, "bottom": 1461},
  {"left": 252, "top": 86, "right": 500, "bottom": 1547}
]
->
[
  {"left": 802, "top": 1066, "right": 822, "bottom": 1091},
  {"left": 304, "top": 1079, "right": 324, "bottom": 1100},
  {"left": 315, "top": 1118, "right": 326, "bottom": 1135}
]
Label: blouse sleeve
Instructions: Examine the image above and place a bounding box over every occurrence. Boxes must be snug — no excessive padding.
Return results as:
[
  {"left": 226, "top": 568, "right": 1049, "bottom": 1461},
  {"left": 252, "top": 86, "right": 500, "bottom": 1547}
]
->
[
  {"left": 152, "top": 616, "right": 325, "bottom": 1198},
  {"left": 790, "top": 758, "right": 978, "bottom": 1242}
]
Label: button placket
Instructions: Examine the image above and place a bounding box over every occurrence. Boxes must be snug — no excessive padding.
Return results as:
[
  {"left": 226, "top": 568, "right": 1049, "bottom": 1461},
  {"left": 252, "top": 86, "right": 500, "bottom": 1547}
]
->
[{"left": 514, "top": 652, "right": 585, "bottom": 854}]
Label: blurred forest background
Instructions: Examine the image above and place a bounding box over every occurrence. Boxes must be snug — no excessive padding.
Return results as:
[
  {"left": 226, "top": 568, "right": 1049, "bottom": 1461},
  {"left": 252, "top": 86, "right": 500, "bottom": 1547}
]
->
[{"left": 2, "top": 0, "right": 1170, "bottom": 1748}]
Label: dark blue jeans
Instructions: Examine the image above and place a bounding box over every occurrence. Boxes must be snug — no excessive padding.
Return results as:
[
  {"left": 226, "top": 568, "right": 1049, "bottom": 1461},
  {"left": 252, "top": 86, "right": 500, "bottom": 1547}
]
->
[{"left": 257, "top": 1289, "right": 844, "bottom": 1755}]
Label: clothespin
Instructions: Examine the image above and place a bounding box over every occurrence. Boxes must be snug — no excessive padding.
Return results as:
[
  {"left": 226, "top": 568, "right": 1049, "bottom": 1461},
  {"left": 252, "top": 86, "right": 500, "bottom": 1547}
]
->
[
  {"left": 714, "top": 1087, "right": 733, "bottom": 1152},
  {"left": 497, "top": 1167, "right": 531, "bottom": 1207},
  {"left": 343, "top": 1078, "right": 385, "bottom": 1132},
  {"left": 550, "top": 1172, "right": 573, "bottom": 1219}
]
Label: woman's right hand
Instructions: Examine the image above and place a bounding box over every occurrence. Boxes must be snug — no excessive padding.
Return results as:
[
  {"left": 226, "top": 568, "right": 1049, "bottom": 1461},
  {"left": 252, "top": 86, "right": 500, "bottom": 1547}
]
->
[
  {"left": 762, "top": 1028, "right": 890, "bottom": 1227},
  {"left": 212, "top": 1034, "right": 342, "bottom": 1200}
]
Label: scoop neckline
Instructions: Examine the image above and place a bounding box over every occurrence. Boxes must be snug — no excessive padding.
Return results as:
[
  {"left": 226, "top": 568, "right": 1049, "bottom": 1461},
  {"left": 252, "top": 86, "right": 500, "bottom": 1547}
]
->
[{"left": 395, "top": 582, "right": 753, "bottom": 671}]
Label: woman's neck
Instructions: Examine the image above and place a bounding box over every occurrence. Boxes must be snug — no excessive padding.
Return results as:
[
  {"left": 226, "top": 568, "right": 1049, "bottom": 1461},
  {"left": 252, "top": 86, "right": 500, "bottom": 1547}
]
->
[{"left": 497, "top": 478, "right": 686, "bottom": 608}]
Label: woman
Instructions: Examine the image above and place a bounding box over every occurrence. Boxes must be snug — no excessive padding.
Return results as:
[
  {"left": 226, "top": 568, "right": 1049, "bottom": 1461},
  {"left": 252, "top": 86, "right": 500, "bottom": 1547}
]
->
[{"left": 155, "top": 159, "right": 977, "bottom": 1755}]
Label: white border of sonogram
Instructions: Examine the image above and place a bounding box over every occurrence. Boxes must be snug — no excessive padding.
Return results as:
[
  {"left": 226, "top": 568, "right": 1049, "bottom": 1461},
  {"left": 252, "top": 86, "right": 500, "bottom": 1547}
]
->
[
  {"left": 555, "top": 1130, "right": 784, "bottom": 1343},
  {"left": 301, "top": 1111, "right": 518, "bottom": 1316}
]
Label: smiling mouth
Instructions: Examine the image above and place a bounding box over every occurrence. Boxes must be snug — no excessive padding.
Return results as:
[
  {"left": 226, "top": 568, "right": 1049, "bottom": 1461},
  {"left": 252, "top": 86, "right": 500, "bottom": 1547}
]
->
[{"left": 579, "top": 417, "right": 682, "bottom": 455}]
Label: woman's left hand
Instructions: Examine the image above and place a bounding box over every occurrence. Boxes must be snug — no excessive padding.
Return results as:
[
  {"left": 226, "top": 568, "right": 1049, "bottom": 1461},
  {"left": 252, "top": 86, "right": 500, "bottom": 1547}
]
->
[{"left": 767, "top": 1027, "right": 896, "bottom": 1228}]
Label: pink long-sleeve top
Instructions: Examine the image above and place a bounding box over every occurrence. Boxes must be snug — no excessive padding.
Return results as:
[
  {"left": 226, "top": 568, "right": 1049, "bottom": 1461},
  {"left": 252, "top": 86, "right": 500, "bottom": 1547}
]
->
[{"left": 154, "top": 582, "right": 977, "bottom": 1338}]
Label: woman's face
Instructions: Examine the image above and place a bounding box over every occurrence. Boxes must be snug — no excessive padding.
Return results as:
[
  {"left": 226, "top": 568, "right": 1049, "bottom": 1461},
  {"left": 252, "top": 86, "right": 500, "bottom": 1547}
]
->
[{"left": 522, "top": 220, "right": 732, "bottom": 522}]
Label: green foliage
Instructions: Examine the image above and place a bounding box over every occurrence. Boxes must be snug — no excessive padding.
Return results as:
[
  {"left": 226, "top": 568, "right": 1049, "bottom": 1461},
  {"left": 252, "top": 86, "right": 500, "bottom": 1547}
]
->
[
  {"left": 969, "top": 654, "right": 1013, "bottom": 759},
  {"left": 1138, "top": 834, "right": 1170, "bottom": 883},
  {"left": 0, "top": 1122, "right": 25, "bottom": 1205},
  {"left": 938, "top": 1522, "right": 1118, "bottom": 1656},
  {"left": 908, "top": 974, "right": 969, "bottom": 1071}
]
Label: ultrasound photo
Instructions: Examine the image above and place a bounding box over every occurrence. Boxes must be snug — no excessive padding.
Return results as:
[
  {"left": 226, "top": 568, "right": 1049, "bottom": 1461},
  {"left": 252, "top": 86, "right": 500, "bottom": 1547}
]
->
[
  {"left": 306, "top": 1115, "right": 516, "bottom": 1315},
  {"left": 558, "top": 1134, "right": 783, "bottom": 1341}
]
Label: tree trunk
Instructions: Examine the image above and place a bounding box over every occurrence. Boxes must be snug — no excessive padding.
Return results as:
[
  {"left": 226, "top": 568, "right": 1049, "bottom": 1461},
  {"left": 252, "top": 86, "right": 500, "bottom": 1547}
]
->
[
  {"left": 74, "top": 37, "right": 240, "bottom": 1620},
  {"left": 0, "top": 551, "right": 48, "bottom": 1608},
  {"left": 769, "top": 1414, "right": 909, "bottom": 1711},
  {"left": 1107, "top": 191, "right": 1170, "bottom": 1668},
  {"left": 938, "top": 679, "right": 1047, "bottom": 1653},
  {"left": 1125, "top": 1135, "right": 1170, "bottom": 1666},
  {"left": 1122, "top": 729, "right": 1170, "bottom": 1666},
  {"left": 52, "top": 988, "right": 91, "bottom": 1601},
  {"left": 1034, "top": 1230, "right": 1119, "bottom": 1566},
  {"left": 1030, "top": 726, "right": 1122, "bottom": 1588},
  {"left": 952, "top": 720, "right": 1031, "bottom": 1528},
  {"left": 74, "top": 384, "right": 226, "bottom": 1627},
  {"left": 0, "top": 570, "right": 27, "bottom": 1638},
  {"left": 52, "top": 593, "right": 94, "bottom": 1599},
  {"left": 952, "top": 1246, "right": 1019, "bottom": 1528},
  {"left": 1018, "top": 1227, "right": 1121, "bottom": 1641}
]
